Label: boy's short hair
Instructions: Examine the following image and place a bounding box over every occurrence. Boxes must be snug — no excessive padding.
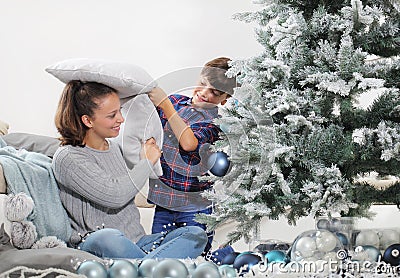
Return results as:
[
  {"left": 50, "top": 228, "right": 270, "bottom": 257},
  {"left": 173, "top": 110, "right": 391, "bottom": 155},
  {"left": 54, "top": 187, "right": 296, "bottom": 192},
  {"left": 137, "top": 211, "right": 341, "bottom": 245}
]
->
[{"left": 200, "top": 57, "right": 239, "bottom": 96}]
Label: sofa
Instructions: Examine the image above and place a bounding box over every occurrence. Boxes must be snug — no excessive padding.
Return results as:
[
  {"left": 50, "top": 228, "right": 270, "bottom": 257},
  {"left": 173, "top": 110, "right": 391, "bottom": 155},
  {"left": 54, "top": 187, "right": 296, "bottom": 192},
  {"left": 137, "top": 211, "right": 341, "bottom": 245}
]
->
[{"left": 0, "top": 123, "right": 155, "bottom": 276}]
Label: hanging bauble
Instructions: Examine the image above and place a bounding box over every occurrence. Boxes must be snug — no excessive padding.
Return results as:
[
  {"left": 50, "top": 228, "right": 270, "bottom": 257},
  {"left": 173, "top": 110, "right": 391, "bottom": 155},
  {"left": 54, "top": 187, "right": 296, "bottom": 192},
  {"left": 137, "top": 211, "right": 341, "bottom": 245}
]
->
[
  {"left": 221, "top": 252, "right": 240, "bottom": 265},
  {"left": 138, "top": 259, "right": 158, "bottom": 278},
  {"left": 108, "top": 260, "right": 138, "bottom": 278},
  {"left": 233, "top": 253, "right": 261, "bottom": 273},
  {"left": 207, "top": 151, "right": 231, "bottom": 177},
  {"left": 378, "top": 229, "right": 400, "bottom": 250},
  {"left": 383, "top": 243, "right": 400, "bottom": 266},
  {"left": 152, "top": 259, "right": 188, "bottom": 278},
  {"left": 218, "top": 264, "right": 237, "bottom": 278},
  {"left": 264, "top": 250, "right": 290, "bottom": 265},
  {"left": 355, "top": 230, "right": 380, "bottom": 249},
  {"left": 192, "top": 262, "right": 221, "bottom": 278},
  {"left": 76, "top": 261, "right": 107, "bottom": 278}
]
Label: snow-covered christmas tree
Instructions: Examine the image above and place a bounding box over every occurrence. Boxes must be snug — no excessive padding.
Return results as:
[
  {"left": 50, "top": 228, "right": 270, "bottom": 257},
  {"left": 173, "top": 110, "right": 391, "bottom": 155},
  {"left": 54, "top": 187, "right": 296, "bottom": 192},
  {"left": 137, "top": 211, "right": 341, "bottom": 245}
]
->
[{"left": 197, "top": 0, "right": 400, "bottom": 244}]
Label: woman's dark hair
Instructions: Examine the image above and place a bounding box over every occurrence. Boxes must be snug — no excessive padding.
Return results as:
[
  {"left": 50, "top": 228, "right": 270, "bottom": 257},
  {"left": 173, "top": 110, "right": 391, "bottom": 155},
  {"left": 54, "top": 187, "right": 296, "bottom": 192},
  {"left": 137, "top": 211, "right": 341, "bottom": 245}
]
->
[{"left": 55, "top": 81, "right": 117, "bottom": 146}]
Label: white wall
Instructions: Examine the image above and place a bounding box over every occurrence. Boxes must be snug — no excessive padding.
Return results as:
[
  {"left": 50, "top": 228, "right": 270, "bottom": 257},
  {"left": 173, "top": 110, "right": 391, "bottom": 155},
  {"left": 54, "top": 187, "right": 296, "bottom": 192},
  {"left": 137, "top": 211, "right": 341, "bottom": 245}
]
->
[{"left": 0, "top": 0, "right": 262, "bottom": 136}]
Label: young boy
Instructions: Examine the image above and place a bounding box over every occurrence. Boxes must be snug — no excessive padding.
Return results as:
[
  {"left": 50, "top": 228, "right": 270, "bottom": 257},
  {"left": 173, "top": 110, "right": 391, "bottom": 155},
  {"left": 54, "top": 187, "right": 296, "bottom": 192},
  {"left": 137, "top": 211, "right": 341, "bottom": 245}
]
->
[{"left": 147, "top": 57, "right": 238, "bottom": 253}]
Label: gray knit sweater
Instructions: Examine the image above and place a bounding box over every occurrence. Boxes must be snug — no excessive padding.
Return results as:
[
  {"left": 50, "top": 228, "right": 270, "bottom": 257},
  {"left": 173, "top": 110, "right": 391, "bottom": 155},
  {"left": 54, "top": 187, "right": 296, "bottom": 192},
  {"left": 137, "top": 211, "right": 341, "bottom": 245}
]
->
[{"left": 52, "top": 140, "right": 153, "bottom": 246}]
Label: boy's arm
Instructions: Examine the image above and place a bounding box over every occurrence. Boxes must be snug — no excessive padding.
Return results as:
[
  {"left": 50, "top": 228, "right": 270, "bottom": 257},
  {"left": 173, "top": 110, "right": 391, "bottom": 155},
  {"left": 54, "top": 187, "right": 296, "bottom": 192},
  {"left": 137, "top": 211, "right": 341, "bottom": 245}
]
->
[{"left": 148, "top": 87, "right": 199, "bottom": 151}]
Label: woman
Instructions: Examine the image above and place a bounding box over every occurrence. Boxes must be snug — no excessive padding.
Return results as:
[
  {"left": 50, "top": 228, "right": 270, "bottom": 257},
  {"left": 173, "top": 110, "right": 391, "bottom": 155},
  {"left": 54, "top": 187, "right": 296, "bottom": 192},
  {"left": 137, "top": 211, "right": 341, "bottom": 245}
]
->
[{"left": 52, "top": 80, "right": 207, "bottom": 259}]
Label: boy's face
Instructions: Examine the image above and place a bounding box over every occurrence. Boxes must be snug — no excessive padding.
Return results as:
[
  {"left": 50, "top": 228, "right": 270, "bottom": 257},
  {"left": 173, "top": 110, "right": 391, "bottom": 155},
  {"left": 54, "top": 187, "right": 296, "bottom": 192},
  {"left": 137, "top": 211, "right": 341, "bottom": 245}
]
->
[{"left": 192, "top": 77, "right": 230, "bottom": 108}]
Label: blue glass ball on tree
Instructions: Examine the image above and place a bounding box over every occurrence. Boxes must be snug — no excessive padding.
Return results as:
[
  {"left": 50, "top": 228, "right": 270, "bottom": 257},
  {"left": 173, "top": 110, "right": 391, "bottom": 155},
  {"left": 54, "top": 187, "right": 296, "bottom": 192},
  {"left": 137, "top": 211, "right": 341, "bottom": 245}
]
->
[{"left": 207, "top": 151, "right": 231, "bottom": 177}]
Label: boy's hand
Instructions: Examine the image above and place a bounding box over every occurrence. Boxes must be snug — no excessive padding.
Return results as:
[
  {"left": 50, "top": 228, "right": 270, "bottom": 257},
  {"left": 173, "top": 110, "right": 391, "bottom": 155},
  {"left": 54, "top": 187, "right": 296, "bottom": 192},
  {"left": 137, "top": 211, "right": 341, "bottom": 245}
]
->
[{"left": 148, "top": 87, "right": 169, "bottom": 108}]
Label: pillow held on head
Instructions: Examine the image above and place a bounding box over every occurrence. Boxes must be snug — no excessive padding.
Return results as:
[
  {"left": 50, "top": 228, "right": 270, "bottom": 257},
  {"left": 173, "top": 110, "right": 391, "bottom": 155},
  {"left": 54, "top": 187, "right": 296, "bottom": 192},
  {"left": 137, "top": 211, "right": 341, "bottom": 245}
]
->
[
  {"left": 46, "top": 58, "right": 164, "bottom": 180},
  {"left": 45, "top": 58, "right": 157, "bottom": 98}
]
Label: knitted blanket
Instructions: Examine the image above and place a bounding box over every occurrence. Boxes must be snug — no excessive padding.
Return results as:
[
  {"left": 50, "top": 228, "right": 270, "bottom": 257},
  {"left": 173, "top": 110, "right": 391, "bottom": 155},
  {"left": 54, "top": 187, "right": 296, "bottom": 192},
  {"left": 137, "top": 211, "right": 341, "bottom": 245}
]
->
[{"left": 0, "top": 138, "right": 71, "bottom": 242}]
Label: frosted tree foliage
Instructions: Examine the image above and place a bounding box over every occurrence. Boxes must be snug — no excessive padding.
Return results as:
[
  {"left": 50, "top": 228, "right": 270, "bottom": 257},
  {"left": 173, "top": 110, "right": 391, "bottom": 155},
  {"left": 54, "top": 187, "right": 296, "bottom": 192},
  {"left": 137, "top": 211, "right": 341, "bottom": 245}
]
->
[{"left": 197, "top": 0, "right": 400, "bottom": 244}]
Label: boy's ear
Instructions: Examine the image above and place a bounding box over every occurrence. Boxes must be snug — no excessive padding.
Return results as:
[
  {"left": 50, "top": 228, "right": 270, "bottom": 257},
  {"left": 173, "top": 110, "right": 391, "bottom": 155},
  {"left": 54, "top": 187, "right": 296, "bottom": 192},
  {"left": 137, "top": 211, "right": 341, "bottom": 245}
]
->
[{"left": 221, "top": 99, "right": 227, "bottom": 105}]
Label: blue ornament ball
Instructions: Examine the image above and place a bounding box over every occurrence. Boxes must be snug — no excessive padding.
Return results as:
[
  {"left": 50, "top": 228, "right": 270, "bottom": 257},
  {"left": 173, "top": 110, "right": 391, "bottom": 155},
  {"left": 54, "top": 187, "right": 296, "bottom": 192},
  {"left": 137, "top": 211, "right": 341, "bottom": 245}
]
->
[
  {"left": 362, "top": 245, "right": 382, "bottom": 262},
  {"left": 76, "top": 261, "right": 107, "bottom": 278},
  {"left": 264, "top": 250, "right": 290, "bottom": 265},
  {"left": 218, "top": 264, "right": 237, "bottom": 277},
  {"left": 207, "top": 151, "right": 231, "bottom": 177},
  {"left": 108, "top": 260, "right": 138, "bottom": 278},
  {"left": 221, "top": 252, "right": 240, "bottom": 265},
  {"left": 192, "top": 263, "right": 221, "bottom": 278},
  {"left": 335, "top": 232, "right": 349, "bottom": 246},
  {"left": 152, "top": 259, "right": 189, "bottom": 278},
  {"left": 233, "top": 253, "right": 261, "bottom": 273},
  {"left": 138, "top": 259, "right": 158, "bottom": 278},
  {"left": 383, "top": 243, "right": 400, "bottom": 266}
]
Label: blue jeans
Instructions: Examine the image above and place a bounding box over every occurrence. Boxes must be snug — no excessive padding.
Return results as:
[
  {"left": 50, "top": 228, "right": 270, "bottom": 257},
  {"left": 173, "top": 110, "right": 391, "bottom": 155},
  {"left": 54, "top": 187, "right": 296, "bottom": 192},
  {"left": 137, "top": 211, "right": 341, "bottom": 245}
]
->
[
  {"left": 151, "top": 206, "right": 214, "bottom": 253},
  {"left": 78, "top": 227, "right": 207, "bottom": 259}
]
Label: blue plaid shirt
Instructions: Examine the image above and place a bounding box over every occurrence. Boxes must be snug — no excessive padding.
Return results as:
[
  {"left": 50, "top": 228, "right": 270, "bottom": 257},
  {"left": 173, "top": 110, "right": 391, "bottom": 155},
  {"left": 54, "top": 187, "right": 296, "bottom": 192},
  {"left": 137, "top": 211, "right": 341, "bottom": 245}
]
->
[{"left": 148, "top": 94, "right": 220, "bottom": 209}]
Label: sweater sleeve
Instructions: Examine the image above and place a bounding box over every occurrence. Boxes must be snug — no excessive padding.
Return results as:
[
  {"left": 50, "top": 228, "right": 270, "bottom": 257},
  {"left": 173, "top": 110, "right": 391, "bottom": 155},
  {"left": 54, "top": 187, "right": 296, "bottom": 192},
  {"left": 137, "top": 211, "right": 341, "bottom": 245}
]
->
[{"left": 52, "top": 147, "right": 153, "bottom": 209}]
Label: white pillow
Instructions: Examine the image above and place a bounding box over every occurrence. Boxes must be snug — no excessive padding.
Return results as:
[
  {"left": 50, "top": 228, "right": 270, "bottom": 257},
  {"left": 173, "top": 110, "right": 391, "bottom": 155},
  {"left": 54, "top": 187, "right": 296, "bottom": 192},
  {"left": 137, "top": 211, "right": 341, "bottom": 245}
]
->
[
  {"left": 45, "top": 58, "right": 157, "bottom": 98},
  {"left": 111, "top": 94, "right": 163, "bottom": 178}
]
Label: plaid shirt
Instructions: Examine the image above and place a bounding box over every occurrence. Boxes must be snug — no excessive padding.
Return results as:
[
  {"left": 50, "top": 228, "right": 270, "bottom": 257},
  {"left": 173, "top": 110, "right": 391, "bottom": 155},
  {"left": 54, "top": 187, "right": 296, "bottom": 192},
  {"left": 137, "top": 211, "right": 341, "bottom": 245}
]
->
[{"left": 148, "top": 94, "right": 220, "bottom": 209}]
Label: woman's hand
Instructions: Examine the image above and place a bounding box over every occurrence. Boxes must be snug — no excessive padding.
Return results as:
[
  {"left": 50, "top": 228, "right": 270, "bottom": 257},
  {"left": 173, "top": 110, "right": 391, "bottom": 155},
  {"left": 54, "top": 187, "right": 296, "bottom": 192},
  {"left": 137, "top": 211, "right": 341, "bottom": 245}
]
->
[
  {"left": 140, "top": 137, "right": 162, "bottom": 165},
  {"left": 148, "top": 87, "right": 169, "bottom": 108}
]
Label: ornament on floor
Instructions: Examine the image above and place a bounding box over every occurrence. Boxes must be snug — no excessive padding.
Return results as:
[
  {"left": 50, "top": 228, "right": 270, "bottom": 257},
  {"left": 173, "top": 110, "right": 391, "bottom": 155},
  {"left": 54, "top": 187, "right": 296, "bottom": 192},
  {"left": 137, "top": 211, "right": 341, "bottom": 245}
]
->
[
  {"left": 378, "top": 229, "right": 400, "bottom": 250},
  {"left": 138, "top": 259, "right": 158, "bottom": 278},
  {"left": 352, "top": 245, "right": 381, "bottom": 262},
  {"left": 290, "top": 230, "right": 343, "bottom": 262},
  {"left": 221, "top": 251, "right": 240, "bottom": 265},
  {"left": 232, "top": 252, "right": 261, "bottom": 273},
  {"left": 264, "top": 250, "right": 290, "bottom": 265},
  {"left": 383, "top": 243, "right": 400, "bottom": 266},
  {"left": 152, "top": 259, "right": 188, "bottom": 278},
  {"left": 108, "top": 260, "right": 138, "bottom": 278},
  {"left": 252, "top": 239, "right": 290, "bottom": 254},
  {"left": 192, "top": 261, "right": 221, "bottom": 278},
  {"left": 218, "top": 264, "right": 237, "bottom": 277},
  {"left": 76, "top": 260, "right": 107, "bottom": 278},
  {"left": 315, "top": 217, "right": 355, "bottom": 240},
  {"left": 206, "top": 245, "right": 236, "bottom": 265},
  {"left": 355, "top": 230, "right": 380, "bottom": 249},
  {"left": 334, "top": 232, "right": 349, "bottom": 247},
  {"left": 207, "top": 151, "right": 231, "bottom": 177}
]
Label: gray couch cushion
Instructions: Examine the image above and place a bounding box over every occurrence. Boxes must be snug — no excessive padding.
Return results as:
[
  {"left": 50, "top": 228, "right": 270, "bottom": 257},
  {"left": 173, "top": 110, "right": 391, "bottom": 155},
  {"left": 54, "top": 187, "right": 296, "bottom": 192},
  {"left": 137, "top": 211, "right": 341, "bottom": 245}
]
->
[{"left": 1, "top": 133, "right": 59, "bottom": 158}]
